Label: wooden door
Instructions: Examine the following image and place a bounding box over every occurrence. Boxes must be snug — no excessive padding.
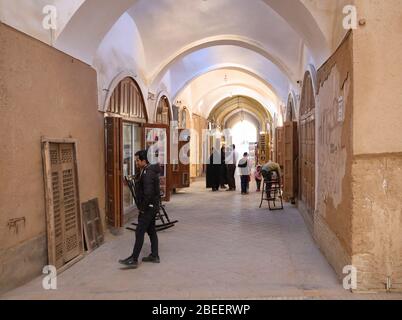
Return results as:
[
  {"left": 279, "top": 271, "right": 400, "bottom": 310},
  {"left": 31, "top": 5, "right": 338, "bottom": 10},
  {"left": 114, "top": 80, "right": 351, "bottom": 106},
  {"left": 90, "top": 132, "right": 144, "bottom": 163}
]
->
[
  {"left": 171, "top": 129, "right": 191, "bottom": 189},
  {"left": 283, "top": 121, "right": 299, "bottom": 201},
  {"left": 276, "top": 127, "right": 284, "bottom": 169},
  {"left": 143, "top": 124, "right": 171, "bottom": 201},
  {"left": 42, "top": 140, "right": 84, "bottom": 270},
  {"left": 105, "top": 117, "right": 123, "bottom": 228},
  {"left": 300, "top": 114, "right": 315, "bottom": 216},
  {"left": 299, "top": 71, "right": 316, "bottom": 217}
]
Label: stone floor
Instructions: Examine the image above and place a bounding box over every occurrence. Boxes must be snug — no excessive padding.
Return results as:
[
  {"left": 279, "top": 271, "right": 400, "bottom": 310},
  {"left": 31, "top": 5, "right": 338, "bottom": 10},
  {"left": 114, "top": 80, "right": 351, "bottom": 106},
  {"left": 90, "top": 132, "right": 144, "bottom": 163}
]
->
[{"left": 2, "top": 178, "right": 402, "bottom": 300}]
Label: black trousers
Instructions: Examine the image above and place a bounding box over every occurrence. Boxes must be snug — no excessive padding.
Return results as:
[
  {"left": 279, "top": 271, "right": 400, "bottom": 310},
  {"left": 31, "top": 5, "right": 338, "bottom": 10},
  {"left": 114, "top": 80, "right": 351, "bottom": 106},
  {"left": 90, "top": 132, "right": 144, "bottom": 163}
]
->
[
  {"left": 227, "top": 164, "right": 236, "bottom": 190},
  {"left": 132, "top": 208, "right": 159, "bottom": 261}
]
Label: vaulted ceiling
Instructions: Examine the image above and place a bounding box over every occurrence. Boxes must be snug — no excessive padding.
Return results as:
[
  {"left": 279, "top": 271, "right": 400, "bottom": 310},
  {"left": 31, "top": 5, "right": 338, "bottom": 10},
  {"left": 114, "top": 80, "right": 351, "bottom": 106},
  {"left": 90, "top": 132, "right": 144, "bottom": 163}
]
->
[{"left": 0, "top": 0, "right": 346, "bottom": 123}]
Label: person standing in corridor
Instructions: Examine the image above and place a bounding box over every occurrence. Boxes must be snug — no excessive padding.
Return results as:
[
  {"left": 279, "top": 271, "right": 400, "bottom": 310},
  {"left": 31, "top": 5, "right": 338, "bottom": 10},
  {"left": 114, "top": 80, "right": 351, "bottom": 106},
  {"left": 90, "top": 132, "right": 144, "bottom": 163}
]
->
[
  {"left": 226, "top": 144, "right": 238, "bottom": 191},
  {"left": 119, "top": 150, "right": 161, "bottom": 269},
  {"left": 238, "top": 152, "right": 251, "bottom": 195}
]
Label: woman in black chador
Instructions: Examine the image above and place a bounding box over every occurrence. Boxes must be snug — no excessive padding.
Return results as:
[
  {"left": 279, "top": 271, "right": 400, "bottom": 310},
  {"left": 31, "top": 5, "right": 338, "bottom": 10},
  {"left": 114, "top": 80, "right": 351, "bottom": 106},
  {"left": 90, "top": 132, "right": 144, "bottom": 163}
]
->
[
  {"left": 219, "top": 145, "right": 228, "bottom": 189},
  {"left": 206, "top": 148, "right": 221, "bottom": 192}
]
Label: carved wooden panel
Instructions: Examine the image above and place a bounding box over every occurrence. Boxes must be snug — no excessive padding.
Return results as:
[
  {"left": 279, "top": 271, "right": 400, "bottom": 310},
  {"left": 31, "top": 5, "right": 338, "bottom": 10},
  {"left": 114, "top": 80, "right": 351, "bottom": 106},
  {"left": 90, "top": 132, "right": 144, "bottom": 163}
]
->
[
  {"left": 107, "top": 77, "right": 147, "bottom": 121},
  {"left": 42, "top": 140, "right": 83, "bottom": 270}
]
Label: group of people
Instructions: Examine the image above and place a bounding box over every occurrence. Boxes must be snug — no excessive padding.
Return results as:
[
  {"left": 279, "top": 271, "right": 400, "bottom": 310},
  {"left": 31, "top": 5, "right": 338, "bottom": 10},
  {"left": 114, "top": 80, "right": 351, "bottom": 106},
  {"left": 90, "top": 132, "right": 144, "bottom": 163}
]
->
[
  {"left": 206, "top": 145, "right": 282, "bottom": 195},
  {"left": 118, "top": 147, "right": 283, "bottom": 270},
  {"left": 206, "top": 144, "right": 238, "bottom": 192}
]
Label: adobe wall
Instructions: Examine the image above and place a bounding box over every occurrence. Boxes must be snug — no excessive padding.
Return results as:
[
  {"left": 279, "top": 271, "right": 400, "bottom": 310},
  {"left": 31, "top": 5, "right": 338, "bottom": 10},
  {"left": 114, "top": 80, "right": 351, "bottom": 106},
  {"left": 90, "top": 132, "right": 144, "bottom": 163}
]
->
[
  {"left": 353, "top": 0, "right": 402, "bottom": 155},
  {"left": 350, "top": 0, "right": 402, "bottom": 292},
  {"left": 0, "top": 24, "right": 105, "bottom": 294},
  {"left": 352, "top": 154, "right": 402, "bottom": 291}
]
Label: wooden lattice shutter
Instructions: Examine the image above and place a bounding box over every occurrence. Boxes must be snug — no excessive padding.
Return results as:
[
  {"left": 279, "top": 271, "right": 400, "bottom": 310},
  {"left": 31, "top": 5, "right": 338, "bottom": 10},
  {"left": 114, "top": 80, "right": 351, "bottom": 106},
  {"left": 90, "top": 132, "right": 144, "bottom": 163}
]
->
[
  {"left": 49, "top": 144, "right": 64, "bottom": 268},
  {"left": 82, "top": 198, "right": 104, "bottom": 251},
  {"left": 42, "top": 140, "right": 84, "bottom": 271},
  {"left": 276, "top": 127, "right": 284, "bottom": 169}
]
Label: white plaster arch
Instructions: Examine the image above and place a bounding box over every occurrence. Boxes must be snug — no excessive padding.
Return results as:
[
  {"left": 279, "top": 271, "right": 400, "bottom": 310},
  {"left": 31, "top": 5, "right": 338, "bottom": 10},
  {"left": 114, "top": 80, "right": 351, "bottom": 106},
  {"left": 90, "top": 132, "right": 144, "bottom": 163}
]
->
[
  {"left": 193, "top": 86, "right": 278, "bottom": 120},
  {"left": 149, "top": 35, "right": 295, "bottom": 87},
  {"left": 262, "top": 0, "right": 330, "bottom": 63},
  {"left": 172, "top": 64, "right": 283, "bottom": 103},
  {"left": 223, "top": 108, "right": 265, "bottom": 130},
  {"left": 94, "top": 13, "right": 147, "bottom": 111},
  {"left": 172, "top": 65, "right": 282, "bottom": 104},
  {"left": 54, "top": 0, "right": 139, "bottom": 64},
  {"left": 192, "top": 82, "right": 278, "bottom": 117}
]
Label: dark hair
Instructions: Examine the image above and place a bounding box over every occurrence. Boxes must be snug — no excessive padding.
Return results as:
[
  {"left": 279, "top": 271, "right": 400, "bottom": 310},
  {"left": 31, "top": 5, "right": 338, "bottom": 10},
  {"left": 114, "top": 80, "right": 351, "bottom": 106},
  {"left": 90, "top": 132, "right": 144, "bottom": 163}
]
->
[
  {"left": 243, "top": 152, "right": 248, "bottom": 157},
  {"left": 135, "top": 150, "right": 149, "bottom": 163},
  {"left": 232, "top": 144, "right": 236, "bottom": 149}
]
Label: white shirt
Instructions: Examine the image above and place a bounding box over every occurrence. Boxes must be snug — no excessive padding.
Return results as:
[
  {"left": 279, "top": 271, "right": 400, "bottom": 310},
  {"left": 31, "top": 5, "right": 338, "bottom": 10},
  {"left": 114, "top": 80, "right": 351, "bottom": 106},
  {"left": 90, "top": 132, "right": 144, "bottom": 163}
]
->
[{"left": 238, "top": 157, "right": 251, "bottom": 175}]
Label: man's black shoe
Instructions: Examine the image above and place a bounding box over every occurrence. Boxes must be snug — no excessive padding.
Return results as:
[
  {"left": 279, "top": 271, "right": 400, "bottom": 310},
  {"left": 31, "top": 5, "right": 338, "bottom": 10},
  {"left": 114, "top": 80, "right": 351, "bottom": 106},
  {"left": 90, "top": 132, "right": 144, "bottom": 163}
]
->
[
  {"left": 119, "top": 256, "right": 133, "bottom": 264},
  {"left": 119, "top": 257, "right": 138, "bottom": 268},
  {"left": 142, "top": 255, "right": 160, "bottom": 263}
]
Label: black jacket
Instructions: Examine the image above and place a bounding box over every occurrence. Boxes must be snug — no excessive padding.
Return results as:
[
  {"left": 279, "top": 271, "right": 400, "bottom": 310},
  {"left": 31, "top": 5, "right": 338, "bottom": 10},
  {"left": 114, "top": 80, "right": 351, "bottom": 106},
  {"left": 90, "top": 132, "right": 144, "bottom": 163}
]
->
[{"left": 135, "top": 164, "right": 161, "bottom": 212}]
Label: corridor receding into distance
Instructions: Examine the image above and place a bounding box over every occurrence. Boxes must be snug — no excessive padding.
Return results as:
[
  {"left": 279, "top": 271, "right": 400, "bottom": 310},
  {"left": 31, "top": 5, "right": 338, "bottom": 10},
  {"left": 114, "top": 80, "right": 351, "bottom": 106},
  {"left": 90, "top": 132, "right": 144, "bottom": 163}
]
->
[{"left": 1, "top": 0, "right": 402, "bottom": 299}]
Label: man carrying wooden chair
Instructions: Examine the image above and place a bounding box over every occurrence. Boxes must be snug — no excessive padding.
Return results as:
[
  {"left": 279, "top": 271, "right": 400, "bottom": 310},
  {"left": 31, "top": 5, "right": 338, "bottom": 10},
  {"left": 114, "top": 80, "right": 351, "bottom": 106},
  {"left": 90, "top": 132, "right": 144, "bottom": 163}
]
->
[{"left": 119, "top": 150, "right": 161, "bottom": 269}]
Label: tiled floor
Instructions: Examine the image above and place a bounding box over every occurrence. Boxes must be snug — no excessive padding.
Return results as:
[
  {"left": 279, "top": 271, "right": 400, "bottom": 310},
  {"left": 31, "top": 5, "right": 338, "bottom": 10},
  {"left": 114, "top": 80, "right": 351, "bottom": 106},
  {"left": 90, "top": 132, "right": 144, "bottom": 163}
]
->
[{"left": 2, "top": 179, "right": 402, "bottom": 300}]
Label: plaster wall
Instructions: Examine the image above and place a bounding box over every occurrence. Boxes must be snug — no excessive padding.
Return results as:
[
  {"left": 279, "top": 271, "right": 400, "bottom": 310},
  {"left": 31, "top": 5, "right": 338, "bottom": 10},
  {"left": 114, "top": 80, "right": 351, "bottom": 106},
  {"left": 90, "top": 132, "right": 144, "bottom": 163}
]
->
[
  {"left": 0, "top": 0, "right": 84, "bottom": 44},
  {"left": 93, "top": 13, "right": 147, "bottom": 112},
  {"left": 0, "top": 24, "right": 105, "bottom": 293},
  {"left": 348, "top": 0, "right": 402, "bottom": 291},
  {"left": 353, "top": 0, "right": 402, "bottom": 155}
]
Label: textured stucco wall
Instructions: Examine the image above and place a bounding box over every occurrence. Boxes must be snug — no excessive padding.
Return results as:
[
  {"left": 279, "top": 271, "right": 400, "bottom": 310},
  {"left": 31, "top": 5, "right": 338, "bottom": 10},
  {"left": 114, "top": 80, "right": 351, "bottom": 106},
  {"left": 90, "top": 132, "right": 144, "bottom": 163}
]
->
[
  {"left": 353, "top": 0, "right": 402, "bottom": 155},
  {"left": 0, "top": 24, "right": 105, "bottom": 293},
  {"left": 314, "top": 32, "right": 353, "bottom": 278},
  {"left": 352, "top": 155, "right": 402, "bottom": 291}
]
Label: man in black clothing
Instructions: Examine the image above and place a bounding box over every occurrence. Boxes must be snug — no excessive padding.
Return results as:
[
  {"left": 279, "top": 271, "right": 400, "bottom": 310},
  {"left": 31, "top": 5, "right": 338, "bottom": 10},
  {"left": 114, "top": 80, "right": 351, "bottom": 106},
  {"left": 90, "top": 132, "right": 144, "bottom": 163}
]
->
[
  {"left": 119, "top": 150, "right": 161, "bottom": 269},
  {"left": 226, "top": 144, "right": 237, "bottom": 191},
  {"left": 220, "top": 145, "right": 228, "bottom": 189}
]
